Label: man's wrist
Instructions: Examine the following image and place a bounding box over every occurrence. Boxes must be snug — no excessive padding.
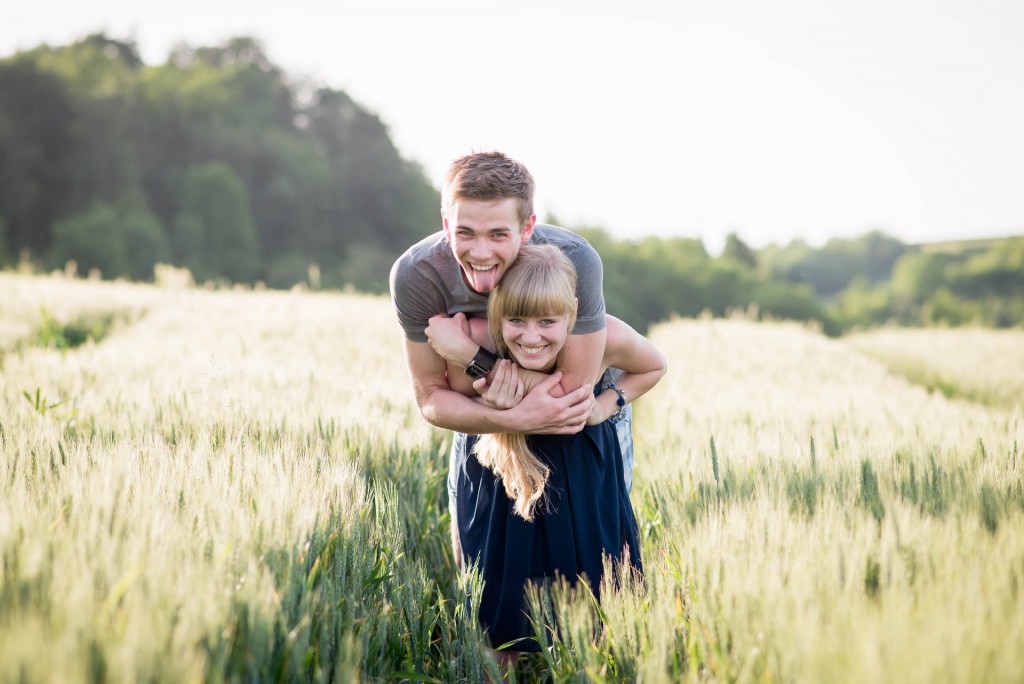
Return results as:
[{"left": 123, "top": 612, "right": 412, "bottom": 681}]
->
[
  {"left": 463, "top": 347, "right": 497, "bottom": 379},
  {"left": 449, "top": 338, "right": 482, "bottom": 367}
]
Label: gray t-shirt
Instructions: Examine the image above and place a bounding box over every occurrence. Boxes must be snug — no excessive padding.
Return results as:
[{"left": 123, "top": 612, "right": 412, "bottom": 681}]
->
[{"left": 389, "top": 224, "right": 606, "bottom": 343}]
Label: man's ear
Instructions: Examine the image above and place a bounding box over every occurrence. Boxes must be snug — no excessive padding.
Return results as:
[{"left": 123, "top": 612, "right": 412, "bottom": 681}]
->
[
  {"left": 519, "top": 213, "right": 537, "bottom": 244},
  {"left": 441, "top": 210, "right": 452, "bottom": 240}
]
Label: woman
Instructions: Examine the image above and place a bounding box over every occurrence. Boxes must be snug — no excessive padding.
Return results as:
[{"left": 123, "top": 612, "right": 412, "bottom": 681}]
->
[{"left": 447, "top": 243, "right": 667, "bottom": 663}]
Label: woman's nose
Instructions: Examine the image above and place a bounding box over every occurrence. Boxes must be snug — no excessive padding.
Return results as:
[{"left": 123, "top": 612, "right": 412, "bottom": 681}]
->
[{"left": 521, "top": 325, "right": 541, "bottom": 342}]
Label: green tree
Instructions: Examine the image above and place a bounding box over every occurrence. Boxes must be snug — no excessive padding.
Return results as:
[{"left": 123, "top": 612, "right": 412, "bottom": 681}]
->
[
  {"left": 48, "top": 202, "right": 127, "bottom": 277},
  {"left": 760, "top": 231, "right": 906, "bottom": 297},
  {"left": 723, "top": 232, "right": 757, "bottom": 269},
  {"left": 579, "top": 228, "right": 716, "bottom": 331},
  {"left": 889, "top": 251, "right": 954, "bottom": 320},
  {"left": 306, "top": 87, "right": 439, "bottom": 257},
  {"left": 117, "top": 194, "right": 170, "bottom": 280},
  {"left": 0, "top": 216, "right": 10, "bottom": 266},
  {"left": 922, "top": 288, "right": 980, "bottom": 326},
  {"left": 828, "top": 276, "right": 894, "bottom": 330},
  {"left": 1, "top": 34, "right": 442, "bottom": 289},
  {"left": 175, "top": 162, "right": 260, "bottom": 282},
  {"left": 46, "top": 197, "right": 169, "bottom": 280},
  {"left": 0, "top": 56, "right": 80, "bottom": 257},
  {"left": 949, "top": 237, "right": 1024, "bottom": 299}
]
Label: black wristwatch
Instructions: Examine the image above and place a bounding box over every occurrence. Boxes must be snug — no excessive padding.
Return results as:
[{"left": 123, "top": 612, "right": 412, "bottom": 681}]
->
[{"left": 463, "top": 347, "right": 498, "bottom": 379}]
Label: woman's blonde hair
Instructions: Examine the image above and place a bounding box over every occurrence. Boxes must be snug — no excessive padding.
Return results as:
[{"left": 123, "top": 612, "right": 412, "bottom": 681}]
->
[{"left": 473, "top": 244, "right": 578, "bottom": 520}]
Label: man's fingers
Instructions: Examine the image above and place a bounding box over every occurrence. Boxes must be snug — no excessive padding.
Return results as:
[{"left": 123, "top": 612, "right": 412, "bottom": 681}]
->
[
  {"left": 535, "top": 370, "right": 563, "bottom": 394},
  {"left": 554, "top": 421, "right": 586, "bottom": 434},
  {"left": 452, "top": 312, "right": 471, "bottom": 334},
  {"left": 565, "top": 403, "right": 592, "bottom": 425},
  {"left": 567, "top": 383, "right": 595, "bottom": 406}
]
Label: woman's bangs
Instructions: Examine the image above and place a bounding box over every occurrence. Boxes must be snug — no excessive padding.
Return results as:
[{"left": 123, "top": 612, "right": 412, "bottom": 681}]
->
[{"left": 503, "top": 275, "right": 572, "bottom": 319}]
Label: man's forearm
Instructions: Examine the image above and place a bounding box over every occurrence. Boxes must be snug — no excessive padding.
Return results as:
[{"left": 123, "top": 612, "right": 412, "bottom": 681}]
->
[
  {"left": 420, "top": 385, "right": 526, "bottom": 434},
  {"left": 408, "top": 332, "right": 592, "bottom": 436},
  {"left": 418, "top": 376, "right": 593, "bottom": 436}
]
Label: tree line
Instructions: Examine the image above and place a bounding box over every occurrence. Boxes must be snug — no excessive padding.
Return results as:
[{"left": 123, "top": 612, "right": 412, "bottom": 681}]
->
[
  {"left": 577, "top": 227, "right": 1023, "bottom": 336},
  {"left": 1, "top": 34, "right": 1020, "bottom": 336},
  {"left": 0, "top": 33, "right": 438, "bottom": 291}
]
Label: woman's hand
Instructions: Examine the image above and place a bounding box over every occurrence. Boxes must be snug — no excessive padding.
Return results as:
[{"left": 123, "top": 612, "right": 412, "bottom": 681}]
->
[{"left": 472, "top": 359, "right": 525, "bottom": 409}]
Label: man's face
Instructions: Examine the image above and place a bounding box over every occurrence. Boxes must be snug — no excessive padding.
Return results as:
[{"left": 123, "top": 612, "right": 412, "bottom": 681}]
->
[{"left": 443, "top": 197, "right": 535, "bottom": 294}]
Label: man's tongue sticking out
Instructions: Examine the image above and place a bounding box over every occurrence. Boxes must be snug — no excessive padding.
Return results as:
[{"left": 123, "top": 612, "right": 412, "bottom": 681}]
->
[{"left": 467, "top": 263, "right": 499, "bottom": 293}]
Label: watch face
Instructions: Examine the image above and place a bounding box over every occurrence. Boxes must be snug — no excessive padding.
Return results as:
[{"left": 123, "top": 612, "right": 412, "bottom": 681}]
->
[{"left": 464, "top": 361, "right": 486, "bottom": 379}]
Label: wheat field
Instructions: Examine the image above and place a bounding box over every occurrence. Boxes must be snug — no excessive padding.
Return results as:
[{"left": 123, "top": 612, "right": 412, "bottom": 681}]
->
[{"left": 1, "top": 272, "right": 1022, "bottom": 683}]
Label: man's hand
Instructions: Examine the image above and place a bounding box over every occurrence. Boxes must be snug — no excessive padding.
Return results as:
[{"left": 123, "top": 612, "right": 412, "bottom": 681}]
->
[
  {"left": 404, "top": 339, "right": 594, "bottom": 436},
  {"left": 472, "top": 359, "right": 525, "bottom": 409},
  {"left": 426, "top": 313, "right": 478, "bottom": 367},
  {"left": 506, "top": 371, "right": 595, "bottom": 435}
]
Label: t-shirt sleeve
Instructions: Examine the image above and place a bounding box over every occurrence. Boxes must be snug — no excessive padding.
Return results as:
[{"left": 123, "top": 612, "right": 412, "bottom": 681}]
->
[
  {"left": 389, "top": 254, "right": 444, "bottom": 343},
  {"left": 570, "top": 241, "right": 606, "bottom": 335}
]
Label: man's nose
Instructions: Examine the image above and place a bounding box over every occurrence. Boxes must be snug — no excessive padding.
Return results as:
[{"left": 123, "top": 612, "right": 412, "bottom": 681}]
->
[{"left": 468, "top": 239, "right": 492, "bottom": 260}]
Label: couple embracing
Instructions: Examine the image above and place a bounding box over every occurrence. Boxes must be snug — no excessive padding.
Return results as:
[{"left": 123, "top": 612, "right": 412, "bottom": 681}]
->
[{"left": 389, "top": 152, "right": 667, "bottom": 667}]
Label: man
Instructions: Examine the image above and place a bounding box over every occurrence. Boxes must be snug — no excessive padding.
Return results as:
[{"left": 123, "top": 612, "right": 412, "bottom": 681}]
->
[{"left": 388, "top": 151, "right": 634, "bottom": 554}]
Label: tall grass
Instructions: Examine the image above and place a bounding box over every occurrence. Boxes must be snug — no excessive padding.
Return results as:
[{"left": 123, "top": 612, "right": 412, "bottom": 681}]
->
[
  {"left": 847, "top": 327, "right": 1024, "bottom": 410},
  {"left": 2, "top": 273, "right": 1022, "bottom": 682}
]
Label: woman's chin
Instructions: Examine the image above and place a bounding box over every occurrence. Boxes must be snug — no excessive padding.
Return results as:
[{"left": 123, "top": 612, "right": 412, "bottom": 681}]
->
[{"left": 513, "top": 354, "right": 556, "bottom": 373}]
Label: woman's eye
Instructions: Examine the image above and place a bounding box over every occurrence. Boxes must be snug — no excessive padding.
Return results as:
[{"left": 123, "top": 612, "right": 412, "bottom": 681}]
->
[
  {"left": 540, "top": 319, "right": 555, "bottom": 326},
  {"left": 507, "top": 318, "right": 523, "bottom": 325}
]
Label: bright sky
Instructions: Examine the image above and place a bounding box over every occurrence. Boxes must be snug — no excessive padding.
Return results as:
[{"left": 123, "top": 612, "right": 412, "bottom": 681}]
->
[{"left": 6, "top": 0, "right": 1024, "bottom": 250}]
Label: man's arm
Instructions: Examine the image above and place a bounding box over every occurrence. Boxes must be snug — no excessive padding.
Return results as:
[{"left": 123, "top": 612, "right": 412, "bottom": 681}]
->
[
  {"left": 404, "top": 339, "right": 595, "bottom": 435},
  {"left": 548, "top": 327, "right": 606, "bottom": 393}
]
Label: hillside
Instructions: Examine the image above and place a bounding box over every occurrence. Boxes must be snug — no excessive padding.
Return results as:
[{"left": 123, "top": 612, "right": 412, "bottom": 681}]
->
[{"left": 915, "top": 234, "right": 1020, "bottom": 254}]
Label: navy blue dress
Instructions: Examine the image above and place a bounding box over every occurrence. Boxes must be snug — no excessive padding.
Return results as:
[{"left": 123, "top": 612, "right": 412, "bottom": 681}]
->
[{"left": 455, "top": 419, "right": 643, "bottom": 651}]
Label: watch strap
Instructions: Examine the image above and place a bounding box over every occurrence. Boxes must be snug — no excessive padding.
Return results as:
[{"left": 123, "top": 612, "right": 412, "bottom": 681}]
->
[{"left": 463, "top": 346, "right": 498, "bottom": 379}]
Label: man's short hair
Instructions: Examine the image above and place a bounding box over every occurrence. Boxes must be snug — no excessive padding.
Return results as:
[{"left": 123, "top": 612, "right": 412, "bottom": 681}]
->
[{"left": 441, "top": 151, "right": 535, "bottom": 226}]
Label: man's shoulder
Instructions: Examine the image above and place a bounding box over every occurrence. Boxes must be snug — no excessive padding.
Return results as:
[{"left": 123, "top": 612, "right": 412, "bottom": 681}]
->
[
  {"left": 530, "top": 224, "right": 601, "bottom": 271},
  {"left": 391, "top": 231, "right": 453, "bottom": 287},
  {"left": 530, "top": 223, "right": 592, "bottom": 250},
  {"left": 394, "top": 231, "right": 451, "bottom": 268}
]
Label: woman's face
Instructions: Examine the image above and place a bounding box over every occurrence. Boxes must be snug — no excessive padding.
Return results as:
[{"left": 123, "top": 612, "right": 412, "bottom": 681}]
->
[{"left": 501, "top": 313, "right": 571, "bottom": 372}]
